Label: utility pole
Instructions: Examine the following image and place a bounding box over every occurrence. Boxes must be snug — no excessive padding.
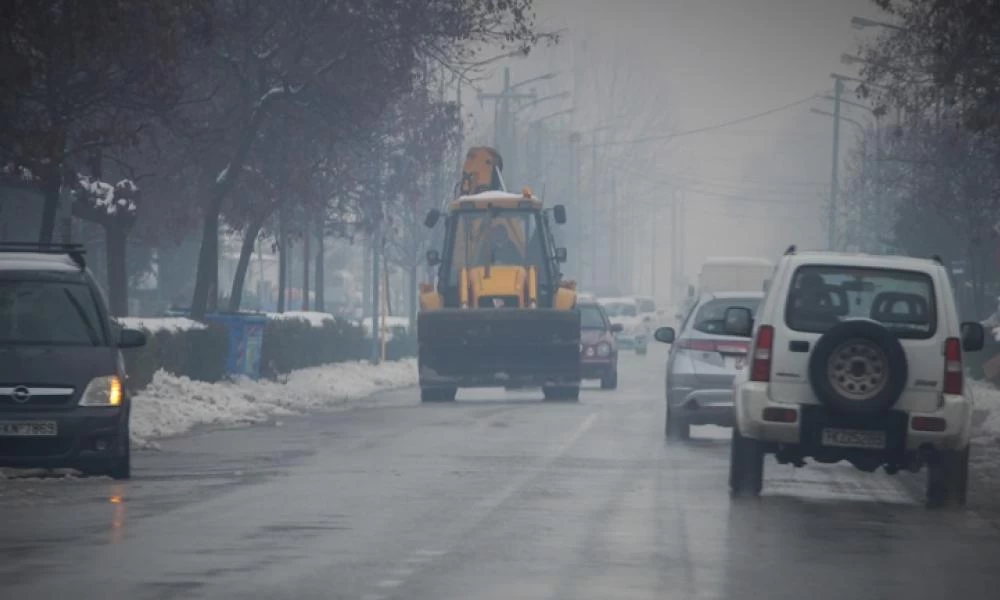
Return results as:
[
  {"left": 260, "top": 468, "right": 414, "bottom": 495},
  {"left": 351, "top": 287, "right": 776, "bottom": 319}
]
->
[
  {"left": 610, "top": 174, "right": 618, "bottom": 293},
  {"left": 828, "top": 76, "right": 844, "bottom": 251},
  {"left": 370, "top": 220, "right": 381, "bottom": 364},
  {"left": 478, "top": 68, "right": 537, "bottom": 186}
]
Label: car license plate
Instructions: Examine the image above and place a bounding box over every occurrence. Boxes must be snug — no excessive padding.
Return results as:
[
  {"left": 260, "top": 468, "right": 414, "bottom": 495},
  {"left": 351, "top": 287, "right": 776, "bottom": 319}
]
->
[
  {"left": 821, "top": 428, "right": 886, "bottom": 450},
  {"left": 725, "top": 355, "right": 747, "bottom": 370},
  {"left": 0, "top": 421, "right": 57, "bottom": 437}
]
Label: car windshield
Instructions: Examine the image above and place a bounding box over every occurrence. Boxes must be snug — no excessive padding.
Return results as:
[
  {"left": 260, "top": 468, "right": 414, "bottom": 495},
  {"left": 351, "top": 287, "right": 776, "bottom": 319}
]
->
[
  {"left": 579, "top": 305, "right": 607, "bottom": 329},
  {"left": 0, "top": 280, "right": 105, "bottom": 346},
  {"left": 784, "top": 266, "right": 936, "bottom": 339},
  {"left": 602, "top": 302, "right": 637, "bottom": 317},
  {"left": 448, "top": 209, "right": 550, "bottom": 285},
  {"left": 692, "top": 297, "right": 762, "bottom": 335}
]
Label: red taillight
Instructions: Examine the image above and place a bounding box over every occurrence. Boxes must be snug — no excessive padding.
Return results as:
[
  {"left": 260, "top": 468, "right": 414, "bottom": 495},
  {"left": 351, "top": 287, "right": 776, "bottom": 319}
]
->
[
  {"left": 750, "top": 325, "right": 774, "bottom": 382},
  {"left": 676, "top": 340, "right": 749, "bottom": 354},
  {"left": 762, "top": 407, "right": 797, "bottom": 423},
  {"left": 677, "top": 339, "right": 718, "bottom": 352},
  {"left": 943, "top": 337, "right": 962, "bottom": 395},
  {"left": 912, "top": 416, "right": 947, "bottom": 432}
]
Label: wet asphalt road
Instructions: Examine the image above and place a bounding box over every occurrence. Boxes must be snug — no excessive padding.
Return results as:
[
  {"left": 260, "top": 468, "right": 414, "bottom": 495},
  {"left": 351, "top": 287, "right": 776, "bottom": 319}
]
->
[{"left": 3, "top": 347, "right": 1000, "bottom": 600}]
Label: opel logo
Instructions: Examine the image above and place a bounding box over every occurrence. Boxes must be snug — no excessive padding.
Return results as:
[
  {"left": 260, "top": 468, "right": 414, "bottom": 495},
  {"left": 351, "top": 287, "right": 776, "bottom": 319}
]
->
[{"left": 11, "top": 386, "right": 30, "bottom": 404}]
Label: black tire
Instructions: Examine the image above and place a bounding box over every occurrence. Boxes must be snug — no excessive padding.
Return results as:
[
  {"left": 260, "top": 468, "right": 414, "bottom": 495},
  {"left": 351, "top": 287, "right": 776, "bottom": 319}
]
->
[
  {"left": 926, "top": 446, "right": 969, "bottom": 509},
  {"left": 665, "top": 406, "right": 690, "bottom": 441},
  {"left": 601, "top": 370, "right": 618, "bottom": 390},
  {"left": 87, "top": 426, "right": 130, "bottom": 480},
  {"left": 421, "top": 387, "right": 457, "bottom": 402},
  {"left": 729, "top": 426, "right": 764, "bottom": 497},
  {"left": 808, "top": 320, "right": 908, "bottom": 415},
  {"left": 543, "top": 386, "right": 580, "bottom": 401}
]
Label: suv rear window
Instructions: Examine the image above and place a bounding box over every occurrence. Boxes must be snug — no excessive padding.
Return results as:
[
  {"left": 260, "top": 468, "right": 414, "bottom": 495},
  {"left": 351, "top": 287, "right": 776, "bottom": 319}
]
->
[
  {"left": 0, "top": 280, "right": 106, "bottom": 346},
  {"left": 692, "top": 297, "right": 761, "bottom": 335},
  {"left": 784, "top": 265, "right": 936, "bottom": 339}
]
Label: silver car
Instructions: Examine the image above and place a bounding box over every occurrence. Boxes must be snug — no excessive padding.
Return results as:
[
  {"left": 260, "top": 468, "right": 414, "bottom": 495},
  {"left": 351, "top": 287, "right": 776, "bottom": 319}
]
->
[{"left": 652, "top": 291, "right": 764, "bottom": 440}]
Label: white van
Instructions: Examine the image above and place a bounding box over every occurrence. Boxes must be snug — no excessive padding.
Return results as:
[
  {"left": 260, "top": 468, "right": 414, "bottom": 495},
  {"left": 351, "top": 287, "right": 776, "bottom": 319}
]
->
[{"left": 698, "top": 256, "right": 775, "bottom": 295}]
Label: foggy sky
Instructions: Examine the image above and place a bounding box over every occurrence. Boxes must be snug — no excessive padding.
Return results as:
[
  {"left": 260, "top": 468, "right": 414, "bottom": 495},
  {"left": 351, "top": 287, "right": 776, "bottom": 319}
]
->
[{"left": 462, "top": 0, "right": 883, "bottom": 303}]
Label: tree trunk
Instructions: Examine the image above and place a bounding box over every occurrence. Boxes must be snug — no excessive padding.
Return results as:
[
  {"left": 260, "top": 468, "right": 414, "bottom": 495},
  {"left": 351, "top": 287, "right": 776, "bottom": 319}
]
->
[
  {"left": 190, "top": 197, "right": 222, "bottom": 319},
  {"left": 277, "top": 211, "right": 287, "bottom": 313},
  {"left": 105, "top": 221, "right": 129, "bottom": 316},
  {"left": 228, "top": 217, "right": 265, "bottom": 312},
  {"left": 314, "top": 215, "right": 325, "bottom": 312},
  {"left": 38, "top": 175, "right": 61, "bottom": 244},
  {"left": 302, "top": 216, "right": 311, "bottom": 311}
]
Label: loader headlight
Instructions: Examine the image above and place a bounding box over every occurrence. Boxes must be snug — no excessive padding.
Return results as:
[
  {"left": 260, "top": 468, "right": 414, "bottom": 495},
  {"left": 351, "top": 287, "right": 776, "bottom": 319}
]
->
[
  {"left": 585, "top": 346, "right": 595, "bottom": 357},
  {"left": 596, "top": 342, "right": 611, "bottom": 357}
]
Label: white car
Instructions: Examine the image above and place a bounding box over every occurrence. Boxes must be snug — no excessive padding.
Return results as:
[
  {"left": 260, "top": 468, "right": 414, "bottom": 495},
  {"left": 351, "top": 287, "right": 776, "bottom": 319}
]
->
[
  {"left": 722, "top": 248, "right": 985, "bottom": 508},
  {"left": 598, "top": 297, "right": 648, "bottom": 354}
]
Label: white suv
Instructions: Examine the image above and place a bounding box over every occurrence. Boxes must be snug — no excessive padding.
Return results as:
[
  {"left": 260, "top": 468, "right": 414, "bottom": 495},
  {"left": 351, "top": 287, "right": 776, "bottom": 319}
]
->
[{"left": 723, "top": 248, "right": 985, "bottom": 508}]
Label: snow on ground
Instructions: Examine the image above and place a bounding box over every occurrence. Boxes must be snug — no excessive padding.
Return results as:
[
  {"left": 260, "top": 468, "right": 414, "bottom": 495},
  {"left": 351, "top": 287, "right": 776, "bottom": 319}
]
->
[
  {"left": 131, "top": 358, "right": 417, "bottom": 447},
  {"left": 267, "top": 311, "right": 338, "bottom": 327},
  {"left": 117, "top": 317, "right": 206, "bottom": 333}
]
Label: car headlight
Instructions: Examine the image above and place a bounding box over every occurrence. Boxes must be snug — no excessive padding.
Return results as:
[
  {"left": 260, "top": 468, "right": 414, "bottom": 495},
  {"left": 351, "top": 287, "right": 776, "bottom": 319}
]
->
[
  {"left": 584, "top": 346, "right": 595, "bottom": 357},
  {"left": 596, "top": 342, "right": 611, "bottom": 357},
  {"left": 80, "top": 375, "right": 123, "bottom": 407}
]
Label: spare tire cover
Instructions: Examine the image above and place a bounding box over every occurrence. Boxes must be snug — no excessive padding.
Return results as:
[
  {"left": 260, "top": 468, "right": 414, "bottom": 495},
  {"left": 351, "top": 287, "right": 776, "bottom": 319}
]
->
[{"left": 808, "top": 319, "right": 908, "bottom": 415}]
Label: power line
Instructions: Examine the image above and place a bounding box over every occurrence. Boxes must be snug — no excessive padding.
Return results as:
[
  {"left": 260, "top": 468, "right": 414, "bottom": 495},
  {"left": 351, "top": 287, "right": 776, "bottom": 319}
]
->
[{"left": 594, "top": 94, "right": 820, "bottom": 148}]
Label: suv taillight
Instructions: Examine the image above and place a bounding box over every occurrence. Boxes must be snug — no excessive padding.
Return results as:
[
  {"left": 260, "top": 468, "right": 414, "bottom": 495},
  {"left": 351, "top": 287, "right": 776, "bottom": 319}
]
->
[
  {"left": 750, "top": 325, "right": 774, "bottom": 382},
  {"left": 943, "top": 337, "right": 963, "bottom": 395}
]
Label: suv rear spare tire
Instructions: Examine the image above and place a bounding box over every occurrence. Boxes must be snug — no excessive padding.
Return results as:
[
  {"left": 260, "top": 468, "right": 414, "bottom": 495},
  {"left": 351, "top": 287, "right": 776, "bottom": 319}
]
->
[{"left": 808, "top": 320, "right": 907, "bottom": 415}]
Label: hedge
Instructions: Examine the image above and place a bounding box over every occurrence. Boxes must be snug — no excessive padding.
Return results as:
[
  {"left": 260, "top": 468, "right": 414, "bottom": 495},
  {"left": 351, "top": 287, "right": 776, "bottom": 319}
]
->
[{"left": 117, "top": 315, "right": 416, "bottom": 390}]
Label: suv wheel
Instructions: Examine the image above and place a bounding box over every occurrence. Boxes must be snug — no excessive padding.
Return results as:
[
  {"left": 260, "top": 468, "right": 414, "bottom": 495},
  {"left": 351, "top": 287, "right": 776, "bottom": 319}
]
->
[
  {"left": 809, "top": 320, "right": 908, "bottom": 415},
  {"left": 665, "top": 406, "right": 690, "bottom": 441},
  {"left": 729, "top": 426, "right": 764, "bottom": 497},
  {"left": 926, "top": 446, "right": 970, "bottom": 509}
]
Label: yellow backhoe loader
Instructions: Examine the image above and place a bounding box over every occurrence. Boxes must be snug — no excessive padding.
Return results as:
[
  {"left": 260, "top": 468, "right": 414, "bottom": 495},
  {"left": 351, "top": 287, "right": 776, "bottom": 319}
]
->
[{"left": 418, "top": 147, "right": 580, "bottom": 401}]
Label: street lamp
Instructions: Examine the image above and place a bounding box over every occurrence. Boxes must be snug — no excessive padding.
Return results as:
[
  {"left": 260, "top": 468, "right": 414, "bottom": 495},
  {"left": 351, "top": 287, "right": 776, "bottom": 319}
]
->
[
  {"left": 850, "top": 16, "right": 907, "bottom": 32},
  {"left": 510, "top": 71, "right": 557, "bottom": 91},
  {"left": 514, "top": 91, "right": 571, "bottom": 115}
]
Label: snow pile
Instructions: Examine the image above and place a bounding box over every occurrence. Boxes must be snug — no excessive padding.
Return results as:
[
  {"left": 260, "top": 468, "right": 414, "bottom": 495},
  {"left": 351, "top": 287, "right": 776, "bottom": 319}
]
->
[
  {"left": 117, "top": 317, "right": 206, "bottom": 333},
  {"left": 972, "top": 380, "right": 1000, "bottom": 442},
  {"left": 267, "top": 311, "right": 338, "bottom": 327},
  {"left": 130, "top": 358, "right": 417, "bottom": 447},
  {"left": 76, "top": 175, "right": 138, "bottom": 215}
]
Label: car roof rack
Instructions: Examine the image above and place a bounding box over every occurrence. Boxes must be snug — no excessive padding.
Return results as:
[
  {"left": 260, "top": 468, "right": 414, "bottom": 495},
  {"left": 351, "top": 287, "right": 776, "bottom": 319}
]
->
[
  {"left": 0, "top": 243, "right": 86, "bottom": 270},
  {"left": 784, "top": 244, "right": 797, "bottom": 255}
]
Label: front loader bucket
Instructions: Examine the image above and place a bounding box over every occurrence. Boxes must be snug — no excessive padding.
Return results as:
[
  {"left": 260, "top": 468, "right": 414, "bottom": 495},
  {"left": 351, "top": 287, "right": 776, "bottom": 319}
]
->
[{"left": 418, "top": 309, "right": 581, "bottom": 389}]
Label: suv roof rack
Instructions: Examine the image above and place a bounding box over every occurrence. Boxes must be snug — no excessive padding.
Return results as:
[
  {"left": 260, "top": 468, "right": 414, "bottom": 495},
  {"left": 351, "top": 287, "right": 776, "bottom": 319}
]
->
[
  {"left": 784, "top": 244, "right": 797, "bottom": 255},
  {"left": 0, "top": 243, "right": 86, "bottom": 270}
]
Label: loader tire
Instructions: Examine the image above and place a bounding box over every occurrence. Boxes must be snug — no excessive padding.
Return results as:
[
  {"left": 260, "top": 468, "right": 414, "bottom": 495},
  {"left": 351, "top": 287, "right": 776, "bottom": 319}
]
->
[
  {"left": 421, "top": 387, "right": 457, "bottom": 403},
  {"left": 543, "top": 386, "right": 580, "bottom": 402}
]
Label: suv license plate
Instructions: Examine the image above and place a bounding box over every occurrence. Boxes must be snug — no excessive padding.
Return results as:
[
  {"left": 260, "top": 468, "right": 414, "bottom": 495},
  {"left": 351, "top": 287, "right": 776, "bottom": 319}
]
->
[
  {"left": 821, "top": 428, "right": 886, "bottom": 450},
  {"left": 0, "top": 421, "right": 58, "bottom": 437}
]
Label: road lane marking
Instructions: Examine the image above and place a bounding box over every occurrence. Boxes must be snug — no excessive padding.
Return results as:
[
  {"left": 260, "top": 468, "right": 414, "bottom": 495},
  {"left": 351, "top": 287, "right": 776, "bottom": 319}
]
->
[{"left": 375, "top": 579, "right": 403, "bottom": 588}]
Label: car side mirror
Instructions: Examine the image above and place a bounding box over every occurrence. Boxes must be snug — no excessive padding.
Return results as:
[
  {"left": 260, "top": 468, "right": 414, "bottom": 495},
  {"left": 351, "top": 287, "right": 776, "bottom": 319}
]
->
[
  {"left": 723, "top": 307, "right": 753, "bottom": 338},
  {"left": 961, "top": 321, "right": 985, "bottom": 352},
  {"left": 426, "top": 249, "right": 441, "bottom": 267},
  {"left": 610, "top": 323, "right": 624, "bottom": 333},
  {"left": 553, "top": 204, "right": 567, "bottom": 225},
  {"left": 424, "top": 209, "right": 441, "bottom": 228},
  {"left": 654, "top": 327, "right": 675, "bottom": 344},
  {"left": 555, "top": 247, "right": 568, "bottom": 262},
  {"left": 119, "top": 328, "right": 147, "bottom": 349}
]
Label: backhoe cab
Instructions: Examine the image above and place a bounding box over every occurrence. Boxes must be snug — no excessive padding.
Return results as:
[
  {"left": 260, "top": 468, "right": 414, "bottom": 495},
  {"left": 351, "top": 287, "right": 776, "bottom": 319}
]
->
[{"left": 417, "top": 147, "right": 581, "bottom": 402}]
